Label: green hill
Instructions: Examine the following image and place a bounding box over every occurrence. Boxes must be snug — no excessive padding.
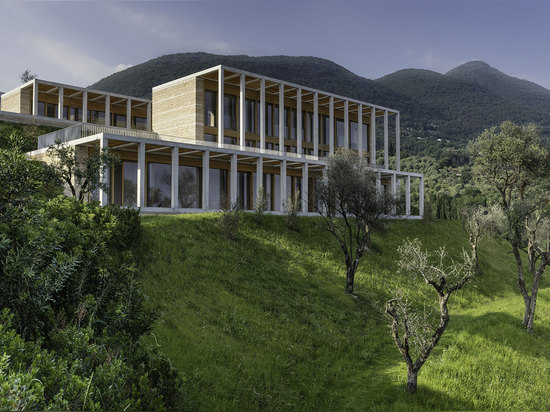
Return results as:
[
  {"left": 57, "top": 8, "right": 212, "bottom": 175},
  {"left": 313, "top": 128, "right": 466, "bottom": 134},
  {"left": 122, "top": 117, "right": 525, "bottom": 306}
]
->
[{"left": 136, "top": 214, "right": 550, "bottom": 411}]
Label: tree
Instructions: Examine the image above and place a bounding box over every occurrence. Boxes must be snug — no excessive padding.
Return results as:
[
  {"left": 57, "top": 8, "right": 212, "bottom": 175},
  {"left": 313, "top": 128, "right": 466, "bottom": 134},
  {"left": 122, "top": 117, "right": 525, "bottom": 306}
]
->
[
  {"left": 315, "top": 150, "right": 397, "bottom": 294},
  {"left": 46, "top": 139, "right": 119, "bottom": 202},
  {"left": 19, "top": 70, "right": 38, "bottom": 83},
  {"left": 253, "top": 185, "right": 268, "bottom": 224},
  {"left": 386, "top": 239, "right": 475, "bottom": 394},
  {"left": 468, "top": 121, "right": 550, "bottom": 331},
  {"left": 460, "top": 204, "right": 504, "bottom": 273}
]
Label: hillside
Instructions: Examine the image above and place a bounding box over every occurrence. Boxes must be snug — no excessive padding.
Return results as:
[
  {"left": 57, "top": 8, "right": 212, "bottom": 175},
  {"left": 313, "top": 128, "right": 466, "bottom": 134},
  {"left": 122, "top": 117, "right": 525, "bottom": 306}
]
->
[{"left": 137, "top": 214, "right": 550, "bottom": 411}]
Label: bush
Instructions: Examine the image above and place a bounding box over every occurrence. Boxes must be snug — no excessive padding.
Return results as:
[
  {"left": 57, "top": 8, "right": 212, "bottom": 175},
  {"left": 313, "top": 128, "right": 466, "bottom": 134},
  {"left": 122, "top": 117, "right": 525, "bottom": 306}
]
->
[{"left": 219, "top": 200, "right": 241, "bottom": 241}]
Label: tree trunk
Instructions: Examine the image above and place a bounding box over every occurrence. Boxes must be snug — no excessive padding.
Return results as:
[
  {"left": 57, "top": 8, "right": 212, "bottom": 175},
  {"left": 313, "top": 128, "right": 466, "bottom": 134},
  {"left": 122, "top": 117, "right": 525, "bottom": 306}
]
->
[
  {"left": 406, "top": 367, "right": 418, "bottom": 394},
  {"left": 345, "top": 267, "right": 355, "bottom": 294}
]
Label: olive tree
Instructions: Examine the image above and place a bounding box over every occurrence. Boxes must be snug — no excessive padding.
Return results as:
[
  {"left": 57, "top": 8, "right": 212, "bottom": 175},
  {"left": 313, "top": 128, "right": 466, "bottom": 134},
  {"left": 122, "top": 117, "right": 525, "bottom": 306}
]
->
[
  {"left": 468, "top": 121, "right": 550, "bottom": 331},
  {"left": 386, "top": 239, "right": 475, "bottom": 394},
  {"left": 315, "top": 150, "right": 396, "bottom": 294}
]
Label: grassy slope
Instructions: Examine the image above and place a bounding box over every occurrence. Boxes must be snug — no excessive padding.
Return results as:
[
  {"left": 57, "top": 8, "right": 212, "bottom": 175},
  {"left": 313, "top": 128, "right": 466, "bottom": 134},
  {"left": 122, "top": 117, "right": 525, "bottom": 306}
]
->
[{"left": 137, "top": 215, "right": 550, "bottom": 411}]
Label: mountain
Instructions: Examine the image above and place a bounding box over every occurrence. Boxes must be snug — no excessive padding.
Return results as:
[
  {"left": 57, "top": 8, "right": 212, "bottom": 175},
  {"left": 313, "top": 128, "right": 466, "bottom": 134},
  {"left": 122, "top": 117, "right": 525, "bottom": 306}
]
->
[{"left": 90, "top": 53, "right": 550, "bottom": 151}]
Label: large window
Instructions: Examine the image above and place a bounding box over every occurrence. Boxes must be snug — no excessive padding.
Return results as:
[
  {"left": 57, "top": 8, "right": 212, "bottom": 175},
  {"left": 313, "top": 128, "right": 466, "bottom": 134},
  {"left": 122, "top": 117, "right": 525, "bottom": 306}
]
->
[
  {"left": 350, "top": 122, "right": 358, "bottom": 150},
  {"left": 320, "top": 115, "right": 329, "bottom": 145},
  {"left": 112, "top": 113, "right": 126, "bottom": 128},
  {"left": 133, "top": 116, "right": 147, "bottom": 130},
  {"left": 178, "top": 166, "right": 201, "bottom": 208},
  {"left": 245, "top": 98, "right": 256, "bottom": 133},
  {"left": 224, "top": 95, "right": 236, "bottom": 130},
  {"left": 46, "top": 103, "right": 58, "bottom": 118},
  {"left": 69, "top": 107, "right": 83, "bottom": 122},
  {"left": 336, "top": 120, "right": 345, "bottom": 147},
  {"left": 362, "top": 123, "right": 368, "bottom": 152},
  {"left": 266, "top": 103, "right": 273, "bottom": 136},
  {"left": 238, "top": 171, "right": 252, "bottom": 210},
  {"left": 89, "top": 110, "right": 105, "bottom": 124},
  {"left": 274, "top": 105, "right": 279, "bottom": 137},
  {"left": 37, "top": 102, "right": 45, "bottom": 117},
  {"left": 147, "top": 162, "right": 171, "bottom": 207},
  {"left": 208, "top": 168, "right": 228, "bottom": 209},
  {"left": 205, "top": 90, "right": 216, "bottom": 127},
  {"left": 290, "top": 108, "right": 297, "bottom": 139}
]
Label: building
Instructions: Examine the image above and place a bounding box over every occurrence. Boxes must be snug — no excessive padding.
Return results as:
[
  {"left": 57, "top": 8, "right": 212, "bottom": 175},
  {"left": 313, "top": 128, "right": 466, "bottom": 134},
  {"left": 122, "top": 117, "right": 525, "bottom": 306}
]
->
[{"left": 0, "top": 65, "right": 424, "bottom": 217}]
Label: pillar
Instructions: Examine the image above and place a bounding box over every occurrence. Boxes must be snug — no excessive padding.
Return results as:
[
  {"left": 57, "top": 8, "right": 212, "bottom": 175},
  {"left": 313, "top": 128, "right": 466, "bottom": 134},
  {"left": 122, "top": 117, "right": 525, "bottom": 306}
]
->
[
  {"left": 344, "top": 100, "right": 349, "bottom": 149},
  {"left": 58, "top": 87, "right": 64, "bottom": 119},
  {"left": 137, "top": 142, "right": 145, "bottom": 208},
  {"left": 218, "top": 67, "right": 224, "bottom": 146},
  {"left": 99, "top": 136, "right": 109, "bottom": 206},
  {"left": 406, "top": 175, "right": 411, "bottom": 216},
  {"left": 296, "top": 88, "right": 302, "bottom": 155},
  {"left": 370, "top": 108, "right": 376, "bottom": 165},
  {"left": 105, "top": 95, "right": 110, "bottom": 126},
  {"left": 126, "top": 99, "right": 131, "bottom": 129},
  {"left": 396, "top": 113, "right": 401, "bottom": 171},
  {"left": 280, "top": 159, "right": 287, "bottom": 211},
  {"left": 171, "top": 146, "right": 179, "bottom": 209},
  {"left": 260, "top": 78, "right": 265, "bottom": 150},
  {"left": 329, "top": 97, "right": 334, "bottom": 154},
  {"left": 239, "top": 73, "right": 245, "bottom": 149},
  {"left": 419, "top": 176, "right": 425, "bottom": 217},
  {"left": 32, "top": 79, "right": 38, "bottom": 116},
  {"left": 391, "top": 173, "right": 397, "bottom": 215},
  {"left": 384, "top": 111, "right": 389, "bottom": 169},
  {"left": 357, "top": 104, "right": 363, "bottom": 155},
  {"left": 313, "top": 92, "right": 319, "bottom": 156},
  {"left": 202, "top": 150, "right": 210, "bottom": 209},
  {"left": 279, "top": 84, "right": 284, "bottom": 153},
  {"left": 147, "top": 102, "right": 152, "bottom": 132},
  {"left": 82, "top": 90, "right": 88, "bottom": 123},
  {"left": 230, "top": 153, "right": 237, "bottom": 204},
  {"left": 302, "top": 163, "right": 308, "bottom": 213}
]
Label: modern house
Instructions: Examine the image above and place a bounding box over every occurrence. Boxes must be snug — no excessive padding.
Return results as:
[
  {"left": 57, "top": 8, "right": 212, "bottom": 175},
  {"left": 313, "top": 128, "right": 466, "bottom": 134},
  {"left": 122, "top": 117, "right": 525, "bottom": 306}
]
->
[{"left": 1, "top": 65, "right": 424, "bottom": 216}]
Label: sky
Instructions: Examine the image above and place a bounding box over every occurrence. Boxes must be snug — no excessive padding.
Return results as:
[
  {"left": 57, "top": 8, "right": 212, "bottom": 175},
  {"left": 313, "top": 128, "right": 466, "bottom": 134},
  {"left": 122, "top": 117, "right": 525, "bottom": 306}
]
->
[{"left": 1, "top": 0, "right": 550, "bottom": 92}]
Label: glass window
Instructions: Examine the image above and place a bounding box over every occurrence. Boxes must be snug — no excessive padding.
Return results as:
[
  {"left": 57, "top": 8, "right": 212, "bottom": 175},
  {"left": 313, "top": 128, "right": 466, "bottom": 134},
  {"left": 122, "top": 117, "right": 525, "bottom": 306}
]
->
[
  {"left": 69, "top": 107, "right": 82, "bottom": 122},
  {"left": 306, "top": 112, "right": 313, "bottom": 142},
  {"left": 274, "top": 105, "right": 279, "bottom": 137},
  {"left": 205, "top": 90, "right": 216, "bottom": 127},
  {"left": 133, "top": 116, "right": 147, "bottom": 130},
  {"left": 350, "top": 121, "right": 358, "bottom": 150},
  {"left": 37, "top": 102, "right": 45, "bottom": 117},
  {"left": 291, "top": 108, "right": 297, "bottom": 139},
  {"left": 46, "top": 103, "right": 58, "bottom": 118},
  {"left": 284, "top": 107, "right": 289, "bottom": 139},
  {"left": 362, "top": 123, "right": 368, "bottom": 152},
  {"left": 204, "top": 133, "right": 216, "bottom": 142},
  {"left": 238, "top": 171, "right": 251, "bottom": 210},
  {"left": 321, "top": 115, "right": 329, "bottom": 145},
  {"left": 245, "top": 99, "right": 256, "bottom": 133},
  {"left": 224, "top": 136, "right": 236, "bottom": 145},
  {"left": 123, "top": 162, "right": 137, "bottom": 207},
  {"left": 263, "top": 173, "right": 273, "bottom": 211},
  {"left": 89, "top": 110, "right": 105, "bottom": 124},
  {"left": 63, "top": 106, "right": 68, "bottom": 120},
  {"left": 208, "top": 168, "right": 228, "bottom": 209},
  {"left": 112, "top": 113, "right": 126, "bottom": 128},
  {"left": 147, "top": 162, "right": 171, "bottom": 207},
  {"left": 224, "top": 95, "right": 236, "bottom": 130},
  {"left": 178, "top": 166, "right": 200, "bottom": 208},
  {"left": 336, "top": 120, "right": 345, "bottom": 147},
  {"left": 266, "top": 103, "right": 273, "bottom": 136}
]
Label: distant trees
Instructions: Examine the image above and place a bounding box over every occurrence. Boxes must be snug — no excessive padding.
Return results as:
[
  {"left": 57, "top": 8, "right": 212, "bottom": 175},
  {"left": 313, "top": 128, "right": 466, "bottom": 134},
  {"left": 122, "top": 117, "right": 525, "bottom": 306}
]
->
[
  {"left": 468, "top": 121, "right": 550, "bottom": 331},
  {"left": 19, "top": 69, "right": 38, "bottom": 83},
  {"left": 315, "top": 150, "right": 396, "bottom": 294},
  {"left": 386, "top": 239, "right": 475, "bottom": 393}
]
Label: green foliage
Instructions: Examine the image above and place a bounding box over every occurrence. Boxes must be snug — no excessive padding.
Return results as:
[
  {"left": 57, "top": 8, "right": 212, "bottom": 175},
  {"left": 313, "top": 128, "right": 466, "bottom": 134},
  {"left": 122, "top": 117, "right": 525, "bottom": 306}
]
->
[
  {"left": 254, "top": 185, "right": 268, "bottom": 225},
  {"left": 0, "top": 121, "right": 57, "bottom": 151},
  {"left": 285, "top": 190, "right": 301, "bottom": 231},
  {"left": 219, "top": 199, "right": 242, "bottom": 241}
]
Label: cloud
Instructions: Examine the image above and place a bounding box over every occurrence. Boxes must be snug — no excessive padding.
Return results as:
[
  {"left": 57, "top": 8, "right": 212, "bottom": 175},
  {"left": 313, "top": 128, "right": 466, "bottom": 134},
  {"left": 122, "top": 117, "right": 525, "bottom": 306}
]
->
[
  {"left": 405, "top": 49, "right": 459, "bottom": 73},
  {"left": 114, "top": 64, "right": 133, "bottom": 73}
]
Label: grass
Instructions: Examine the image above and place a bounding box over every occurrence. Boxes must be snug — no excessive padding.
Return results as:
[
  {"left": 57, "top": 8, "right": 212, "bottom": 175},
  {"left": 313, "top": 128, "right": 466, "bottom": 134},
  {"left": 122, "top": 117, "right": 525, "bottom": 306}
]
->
[{"left": 136, "top": 214, "right": 550, "bottom": 411}]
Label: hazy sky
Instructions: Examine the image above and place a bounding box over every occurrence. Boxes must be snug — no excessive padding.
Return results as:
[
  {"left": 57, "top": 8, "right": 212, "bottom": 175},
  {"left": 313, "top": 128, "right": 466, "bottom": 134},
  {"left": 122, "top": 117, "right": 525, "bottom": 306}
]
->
[{"left": 1, "top": 0, "right": 549, "bottom": 92}]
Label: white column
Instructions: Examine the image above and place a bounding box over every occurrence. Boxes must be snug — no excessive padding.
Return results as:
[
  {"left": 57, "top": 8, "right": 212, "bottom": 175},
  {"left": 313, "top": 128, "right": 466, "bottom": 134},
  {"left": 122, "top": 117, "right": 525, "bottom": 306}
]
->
[
  {"left": 384, "top": 111, "right": 389, "bottom": 169},
  {"left": 256, "top": 157, "right": 263, "bottom": 200},
  {"left": 279, "top": 84, "right": 284, "bottom": 153},
  {"left": 171, "top": 146, "right": 179, "bottom": 209},
  {"left": 344, "top": 100, "right": 349, "bottom": 149},
  {"left": 260, "top": 79, "right": 265, "bottom": 151},
  {"left": 146, "top": 102, "right": 152, "bottom": 131},
  {"left": 239, "top": 73, "right": 245, "bottom": 149},
  {"left": 302, "top": 163, "right": 308, "bottom": 213},
  {"left": 126, "top": 99, "right": 132, "bottom": 129},
  {"left": 391, "top": 172, "right": 397, "bottom": 215},
  {"left": 58, "top": 87, "right": 64, "bottom": 119},
  {"left": 396, "top": 113, "right": 401, "bottom": 171},
  {"left": 280, "top": 159, "right": 287, "bottom": 211},
  {"left": 82, "top": 91, "right": 88, "bottom": 123},
  {"left": 99, "top": 136, "right": 109, "bottom": 206},
  {"left": 406, "top": 175, "right": 411, "bottom": 216},
  {"left": 370, "top": 108, "right": 376, "bottom": 165},
  {"left": 357, "top": 104, "right": 363, "bottom": 155},
  {"left": 329, "top": 97, "right": 334, "bottom": 154},
  {"left": 105, "top": 95, "right": 110, "bottom": 126},
  {"left": 230, "top": 153, "right": 237, "bottom": 204},
  {"left": 313, "top": 92, "right": 319, "bottom": 156},
  {"left": 296, "top": 88, "right": 302, "bottom": 155},
  {"left": 137, "top": 142, "right": 146, "bottom": 208},
  {"left": 218, "top": 67, "right": 224, "bottom": 146},
  {"left": 202, "top": 150, "right": 210, "bottom": 209},
  {"left": 419, "top": 176, "right": 425, "bottom": 217},
  {"left": 32, "top": 79, "right": 38, "bottom": 116}
]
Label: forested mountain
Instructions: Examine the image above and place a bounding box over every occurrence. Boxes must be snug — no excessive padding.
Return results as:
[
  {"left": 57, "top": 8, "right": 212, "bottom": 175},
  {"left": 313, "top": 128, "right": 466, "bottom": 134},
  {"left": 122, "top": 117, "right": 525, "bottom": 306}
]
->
[{"left": 90, "top": 53, "right": 550, "bottom": 149}]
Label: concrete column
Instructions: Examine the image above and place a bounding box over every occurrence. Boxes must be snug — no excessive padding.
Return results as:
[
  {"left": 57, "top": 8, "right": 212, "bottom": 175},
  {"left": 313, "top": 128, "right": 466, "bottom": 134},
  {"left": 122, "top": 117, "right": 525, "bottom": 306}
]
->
[
  {"left": 329, "top": 97, "right": 334, "bottom": 154},
  {"left": 391, "top": 172, "right": 397, "bottom": 215},
  {"left": 406, "top": 175, "right": 411, "bottom": 216},
  {"left": 279, "top": 84, "right": 284, "bottom": 153},
  {"left": 396, "top": 113, "right": 401, "bottom": 171},
  {"left": 296, "top": 88, "right": 302, "bottom": 155},
  {"left": 230, "top": 153, "right": 237, "bottom": 204},
  {"left": 344, "top": 100, "right": 349, "bottom": 149},
  {"left": 99, "top": 136, "right": 109, "bottom": 206},
  {"left": 171, "top": 146, "right": 179, "bottom": 209},
  {"left": 82, "top": 91, "right": 88, "bottom": 123},
  {"left": 256, "top": 157, "right": 263, "bottom": 201},
  {"left": 260, "top": 78, "right": 265, "bottom": 150},
  {"left": 239, "top": 73, "right": 245, "bottom": 149},
  {"left": 357, "top": 104, "right": 363, "bottom": 155},
  {"left": 137, "top": 142, "right": 146, "bottom": 208},
  {"left": 419, "top": 176, "right": 425, "bottom": 217},
  {"left": 202, "top": 150, "right": 210, "bottom": 209},
  {"left": 302, "top": 163, "right": 308, "bottom": 212},
  {"left": 32, "top": 80, "right": 38, "bottom": 116},
  {"left": 58, "top": 87, "right": 64, "bottom": 119},
  {"left": 104, "top": 95, "right": 110, "bottom": 126},
  {"left": 126, "top": 99, "right": 132, "bottom": 129},
  {"left": 384, "top": 111, "right": 389, "bottom": 169},
  {"left": 147, "top": 102, "right": 152, "bottom": 131},
  {"left": 218, "top": 67, "right": 224, "bottom": 146},
  {"left": 280, "top": 159, "right": 287, "bottom": 211},
  {"left": 313, "top": 92, "right": 319, "bottom": 156},
  {"left": 370, "top": 108, "right": 376, "bottom": 165}
]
